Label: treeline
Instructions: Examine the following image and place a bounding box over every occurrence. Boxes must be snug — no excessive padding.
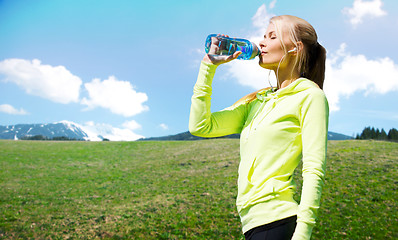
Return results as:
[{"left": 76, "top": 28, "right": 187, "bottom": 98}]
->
[
  {"left": 20, "top": 135, "right": 84, "bottom": 141},
  {"left": 355, "top": 127, "right": 398, "bottom": 141}
]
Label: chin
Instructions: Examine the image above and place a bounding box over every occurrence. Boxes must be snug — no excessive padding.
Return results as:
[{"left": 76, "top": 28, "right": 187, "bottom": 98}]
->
[
  {"left": 259, "top": 59, "right": 278, "bottom": 70},
  {"left": 258, "top": 61, "right": 271, "bottom": 70}
]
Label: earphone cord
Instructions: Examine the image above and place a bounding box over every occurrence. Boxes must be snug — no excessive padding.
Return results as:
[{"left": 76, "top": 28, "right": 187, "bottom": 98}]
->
[
  {"left": 275, "top": 53, "right": 287, "bottom": 90},
  {"left": 267, "top": 70, "right": 274, "bottom": 92}
]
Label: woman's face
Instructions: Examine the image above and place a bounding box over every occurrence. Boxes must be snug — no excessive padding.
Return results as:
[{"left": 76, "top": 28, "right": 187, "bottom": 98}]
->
[{"left": 258, "top": 23, "right": 293, "bottom": 69}]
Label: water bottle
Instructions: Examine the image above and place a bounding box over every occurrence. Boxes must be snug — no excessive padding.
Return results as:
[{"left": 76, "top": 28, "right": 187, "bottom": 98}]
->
[{"left": 204, "top": 34, "right": 260, "bottom": 60}]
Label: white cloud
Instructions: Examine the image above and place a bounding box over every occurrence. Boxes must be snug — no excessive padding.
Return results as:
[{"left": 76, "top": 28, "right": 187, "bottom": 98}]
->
[
  {"left": 122, "top": 120, "right": 142, "bottom": 131},
  {"left": 159, "top": 123, "right": 169, "bottom": 130},
  {"left": 81, "top": 76, "right": 148, "bottom": 117},
  {"left": 342, "top": 0, "right": 387, "bottom": 27},
  {"left": 269, "top": 0, "right": 277, "bottom": 9},
  {"left": 0, "top": 59, "right": 82, "bottom": 104},
  {"left": 251, "top": 3, "right": 276, "bottom": 36},
  {"left": 0, "top": 104, "right": 28, "bottom": 115},
  {"left": 81, "top": 121, "right": 144, "bottom": 141},
  {"left": 226, "top": 60, "right": 274, "bottom": 89},
  {"left": 324, "top": 43, "right": 398, "bottom": 111}
]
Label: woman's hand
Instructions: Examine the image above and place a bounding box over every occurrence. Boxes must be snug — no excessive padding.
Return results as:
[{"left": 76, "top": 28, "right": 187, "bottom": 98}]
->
[{"left": 203, "top": 34, "right": 242, "bottom": 65}]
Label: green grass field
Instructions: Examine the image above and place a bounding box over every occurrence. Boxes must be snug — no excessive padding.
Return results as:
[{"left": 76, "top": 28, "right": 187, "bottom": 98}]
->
[{"left": 0, "top": 139, "right": 397, "bottom": 239}]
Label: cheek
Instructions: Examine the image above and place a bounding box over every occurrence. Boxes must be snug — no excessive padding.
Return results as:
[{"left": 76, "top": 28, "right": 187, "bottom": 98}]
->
[
  {"left": 261, "top": 51, "right": 284, "bottom": 63},
  {"left": 258, "top": 51, "right": 286, "bottom": 68},
  {"left": 269, "top": 43, "right": 284, "bottom": 55}
]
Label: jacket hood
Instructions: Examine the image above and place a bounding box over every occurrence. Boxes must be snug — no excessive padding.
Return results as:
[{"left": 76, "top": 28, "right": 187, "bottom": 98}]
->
[{"left": 256, "top": 78, "right": 319, "bottom": 102}]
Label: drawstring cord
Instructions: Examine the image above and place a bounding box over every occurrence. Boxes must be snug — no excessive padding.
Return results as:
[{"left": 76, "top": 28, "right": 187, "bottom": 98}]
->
[{"left": 245, "top": 89, "right": 276, "bottom": 140}]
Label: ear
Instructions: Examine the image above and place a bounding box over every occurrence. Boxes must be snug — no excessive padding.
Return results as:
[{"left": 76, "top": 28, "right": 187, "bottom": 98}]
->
[
  {"left": 296, "top": 41, "right": 304, "bottom": 53},
  {"left": 288, "top": 41, "right": 303, "bottom": 56}
]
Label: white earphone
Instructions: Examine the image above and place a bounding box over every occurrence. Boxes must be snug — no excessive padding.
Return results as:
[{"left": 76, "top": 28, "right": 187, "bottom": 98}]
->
[{"left": 287, "top": 47, "right": 297, "bottom": 53}]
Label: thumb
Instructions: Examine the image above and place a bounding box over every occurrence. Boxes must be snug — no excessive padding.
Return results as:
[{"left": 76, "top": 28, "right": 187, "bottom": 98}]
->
[
  {"left": 226, "top": 51, "right": 242, "bottom": 62},
  {"left": 233, "top": 51, "right": 242, "bottom": 59}
]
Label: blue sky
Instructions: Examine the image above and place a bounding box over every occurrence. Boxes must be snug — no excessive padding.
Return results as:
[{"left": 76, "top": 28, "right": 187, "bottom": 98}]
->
[{"left": 1, "top": 0, "right": 397, "bottom": 140}]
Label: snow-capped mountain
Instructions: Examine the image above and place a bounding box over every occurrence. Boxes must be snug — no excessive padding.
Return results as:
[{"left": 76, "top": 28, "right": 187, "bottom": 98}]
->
[
  {"left": 0, "top": 121, "right": 144, "bottom": 141},
  {"left": 0, "top": 121, "right": 98, "bottom": 141}
]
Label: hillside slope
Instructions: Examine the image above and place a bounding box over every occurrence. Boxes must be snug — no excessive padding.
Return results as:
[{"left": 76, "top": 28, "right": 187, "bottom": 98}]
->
[
  {"left": 0, "top": 139, "right": 395, "bottom": 239},
  {"left": 140, "top": 131, "right": 352, "bottom": 141}
]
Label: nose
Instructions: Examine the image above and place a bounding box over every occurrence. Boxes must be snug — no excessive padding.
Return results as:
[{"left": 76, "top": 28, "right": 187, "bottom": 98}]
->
[{"left": 259, "top": 39, "right": 266, "bottom": 48}]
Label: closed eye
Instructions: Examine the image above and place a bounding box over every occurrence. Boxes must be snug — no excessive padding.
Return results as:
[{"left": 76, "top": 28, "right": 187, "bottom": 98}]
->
[{"left": 264, "top": 31, "right": 277, "bottom": 39}]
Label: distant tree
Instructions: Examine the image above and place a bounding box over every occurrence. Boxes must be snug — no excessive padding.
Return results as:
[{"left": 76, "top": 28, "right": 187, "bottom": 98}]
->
[
  {"left": 371, "top": 127, "right": 377, "bottom": 139},
  {"left": 21, "top": 135, "right": 49, "bottom": 140},
  {"left": 52, "top": 136, "right": 83, "bottom": 141},
  {"left": 359, "top": 127, "right": 373, "bottom": 139},
  {"left": 20, "top": 135, "right": 84, "bottom": 141},
  {"left": 52, "top": 136, "right": 71, "bottom": 141},
  {"left": 388, "top": 128, "right": 398, "bottom": 141},
  {"left": 379, "top": 129, "right": 387, "bottom": 140},
  {"left": 355, "top": 133, "right": 360, "bottom": 140},
  {"left": 357, "top": 127, "right": 397, "bottom": 141},
  {"left": 375, "top": 128, "right": 380, "bottom": 139}
]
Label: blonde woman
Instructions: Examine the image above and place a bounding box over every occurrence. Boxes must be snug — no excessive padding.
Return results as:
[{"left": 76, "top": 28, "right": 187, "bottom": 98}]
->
[{"left": 189, "top": 15, "right": 329, "bottom": 240}]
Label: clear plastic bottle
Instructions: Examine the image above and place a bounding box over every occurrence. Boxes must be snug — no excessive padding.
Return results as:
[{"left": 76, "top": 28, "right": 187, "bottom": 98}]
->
[{"left": 204, "top": 34, "right": 260, "bottom": 60}]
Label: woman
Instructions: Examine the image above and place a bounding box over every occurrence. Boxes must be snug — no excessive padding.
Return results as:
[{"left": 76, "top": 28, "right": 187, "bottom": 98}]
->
[{"left": 189, "top": 15, "right": 329, "bottom": 240}]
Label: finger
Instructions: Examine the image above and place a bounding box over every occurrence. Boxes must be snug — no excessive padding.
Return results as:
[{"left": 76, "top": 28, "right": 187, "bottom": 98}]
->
[
  {"left": 231, "top": 51, "right": 242, "bottom": 60},
  {"left": 224, "top": 51, "right": 241, "bottom": 62}
]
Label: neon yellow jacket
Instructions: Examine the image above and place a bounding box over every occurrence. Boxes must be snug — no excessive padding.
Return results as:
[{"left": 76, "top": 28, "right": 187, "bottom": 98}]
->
[{"left": 189, "top": 61, "right": 329, "bottom": 240}]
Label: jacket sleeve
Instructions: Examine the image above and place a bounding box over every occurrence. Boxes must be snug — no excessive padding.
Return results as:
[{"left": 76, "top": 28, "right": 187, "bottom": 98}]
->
[
  {"left": 189, "top": 61, "right": 247, "bottom": 138},
  {"left": 292, "top": 89, "right": 329, "bottom": 240}
]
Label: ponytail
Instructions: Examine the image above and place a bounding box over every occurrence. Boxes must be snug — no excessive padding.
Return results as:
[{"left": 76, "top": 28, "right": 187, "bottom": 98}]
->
[{"left": 301, "top": 42, "right": 326, "bottom": 89}]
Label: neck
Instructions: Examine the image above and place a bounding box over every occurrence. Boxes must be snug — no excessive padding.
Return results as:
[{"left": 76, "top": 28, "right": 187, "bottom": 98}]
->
[
  {"left": 274, "top": 60, "right": 300, "bottom": 89},
  {"left": 277, "top": 73, "right": 300, "bottom": 89}
]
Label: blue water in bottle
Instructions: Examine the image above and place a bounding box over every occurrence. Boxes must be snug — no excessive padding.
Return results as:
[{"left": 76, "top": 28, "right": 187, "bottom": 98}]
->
[{"left": 205, "top": 34, "right": 260, "bottom": 60}]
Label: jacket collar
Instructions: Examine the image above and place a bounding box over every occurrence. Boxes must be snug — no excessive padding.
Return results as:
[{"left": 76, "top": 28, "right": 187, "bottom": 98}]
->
[{"left": 256, "top": 78, "right": 318, "bottom": 102}]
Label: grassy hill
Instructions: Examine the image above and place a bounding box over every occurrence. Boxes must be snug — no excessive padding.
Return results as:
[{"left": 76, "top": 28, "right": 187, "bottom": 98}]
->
[
  {"left": 0, "top": 139, "right": 396, "bottom": 239},
  {"left": 139, "top": 131, "right": 352, "bottom": 141}
]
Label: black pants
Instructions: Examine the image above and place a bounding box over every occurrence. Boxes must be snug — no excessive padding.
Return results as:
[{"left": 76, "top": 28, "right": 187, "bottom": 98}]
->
[{"left": 244, "top": 216, "right": 297, "bottom": 240}]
